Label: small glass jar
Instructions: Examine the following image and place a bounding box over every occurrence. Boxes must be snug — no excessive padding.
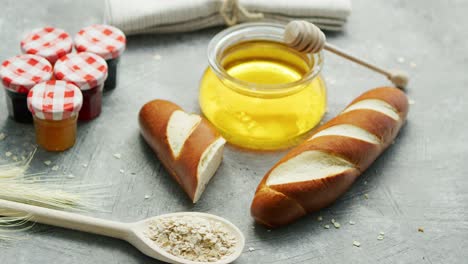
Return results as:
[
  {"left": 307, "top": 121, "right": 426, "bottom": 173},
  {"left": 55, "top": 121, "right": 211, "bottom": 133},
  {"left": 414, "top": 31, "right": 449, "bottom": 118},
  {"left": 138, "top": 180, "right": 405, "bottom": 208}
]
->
[
  {"left": 27, "top": 80, "right": 83, "bottom": 151},
  {"left": 0, "top": 54, "right": 53, "bottom": 123},
  {"left": 74, "top": 24, "right": 126, "bottom": 91},
  {"left": 199, "top": 23, "right": 327, "bottom": 150},
  {"left": 20, "top": 27, "right": 73, "bottom": 65},
  {"left": 54, "top": 52, "right": 108, "bottom": 121}
]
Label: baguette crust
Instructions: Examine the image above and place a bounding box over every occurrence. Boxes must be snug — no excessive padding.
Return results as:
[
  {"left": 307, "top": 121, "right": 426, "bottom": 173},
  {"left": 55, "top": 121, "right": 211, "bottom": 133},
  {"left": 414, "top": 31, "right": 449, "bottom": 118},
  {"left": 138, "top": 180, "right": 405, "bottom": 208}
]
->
[
  {"left": 139, "top": 100, "right": 224, "bottom": 202},
  {"left": 251, "top": 87, "right": 409, "bottom": 227}
]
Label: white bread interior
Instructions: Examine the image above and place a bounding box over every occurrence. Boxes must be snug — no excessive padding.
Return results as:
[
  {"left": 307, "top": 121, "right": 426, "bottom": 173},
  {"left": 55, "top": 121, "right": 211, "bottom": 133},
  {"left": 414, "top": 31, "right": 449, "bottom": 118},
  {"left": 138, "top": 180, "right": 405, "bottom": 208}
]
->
[
  {"left": 193, "top": 137, "right": 226, "bottom": 203},
  {"left": 309, "top": 124, "right": 381, "bottom": 144},
  {"left": 167, "top": 110, "right": 201, "bottom": 158},
  {"left": 266, "top": 150, "right": 355, "bottom": 186},
  {"left": 343, "top": 99, "right": 400, "bottom": 120}
]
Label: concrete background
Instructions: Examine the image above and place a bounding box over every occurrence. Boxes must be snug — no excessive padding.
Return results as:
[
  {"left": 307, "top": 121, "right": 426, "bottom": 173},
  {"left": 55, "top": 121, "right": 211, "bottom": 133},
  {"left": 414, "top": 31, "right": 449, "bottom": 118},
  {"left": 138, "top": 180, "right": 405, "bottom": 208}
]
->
[{"left": 0, "top": 0, "right": 467, "bottom": 263}]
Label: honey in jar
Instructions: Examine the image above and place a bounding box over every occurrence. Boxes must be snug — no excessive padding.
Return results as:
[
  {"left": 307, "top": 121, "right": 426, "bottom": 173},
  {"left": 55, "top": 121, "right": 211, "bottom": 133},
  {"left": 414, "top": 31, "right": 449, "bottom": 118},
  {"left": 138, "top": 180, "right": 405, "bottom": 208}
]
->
[
  {"left": 199, "top": 23, "right": 326, "bottom": 150},
  {"left": 27, "top": 80, "right": 83, "bottom": 151}
]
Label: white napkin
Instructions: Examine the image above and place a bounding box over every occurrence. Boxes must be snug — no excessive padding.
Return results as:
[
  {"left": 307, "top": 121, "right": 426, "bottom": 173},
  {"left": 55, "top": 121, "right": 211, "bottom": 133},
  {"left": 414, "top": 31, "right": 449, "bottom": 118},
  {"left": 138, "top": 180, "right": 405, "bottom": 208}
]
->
[{"left": 104, "top": 0, "right": 352, "bottom": 35}]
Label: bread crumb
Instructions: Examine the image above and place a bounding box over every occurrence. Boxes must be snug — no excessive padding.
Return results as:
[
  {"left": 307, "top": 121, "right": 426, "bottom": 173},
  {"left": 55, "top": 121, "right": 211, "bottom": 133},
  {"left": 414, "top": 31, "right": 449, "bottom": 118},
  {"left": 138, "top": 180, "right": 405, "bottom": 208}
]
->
[
  {"left": 5, "top": 152, "right": 12, "bottom": 157},
  {"left": 349, "top": 220, "right": 356, "bottom": 225},
  {"left": 113, "top": 153, "right": 121, "bottom": 159},
  {"left": 317, "top": 216, "right": 323, "bottom": 221},
  {"left": 324, "top": 225, "right": 330, "bottom": 229},
  {"left": 51, "top": 165, "right": 59, "bottom": 171},
  {"left": 353, "top": 241, "right": 361, "bottom": 247},
  {"left": 0, "top": 133, "right": 6, "bottom": 141},
  {"left": 418, "top": 227, "right": 424, "bottom": 233},
  {"left": 248, "top": 247, "right": 255, "bottom": 252},
  {"left": 377, "top": 235, "right": 384, "bottom": 240},
  {"left": 44, "top": 160, "right": 52, "bottom": 166}
]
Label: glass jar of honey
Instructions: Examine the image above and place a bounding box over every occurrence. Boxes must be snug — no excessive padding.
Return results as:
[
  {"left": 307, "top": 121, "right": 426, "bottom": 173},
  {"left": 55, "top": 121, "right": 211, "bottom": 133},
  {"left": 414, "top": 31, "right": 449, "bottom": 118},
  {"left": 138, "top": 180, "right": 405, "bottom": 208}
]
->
[
  {"left": 0, "top": 54, "right": 53, "bottom": 123},
  {"left": 54, "top": 52, "right": 108, "bottom": 121},
  {"left": 27, "top": 80, "right": 83, "bottom": 151},
  {"left": 199, "top": 23, "right": 326, "bottom": 150}
]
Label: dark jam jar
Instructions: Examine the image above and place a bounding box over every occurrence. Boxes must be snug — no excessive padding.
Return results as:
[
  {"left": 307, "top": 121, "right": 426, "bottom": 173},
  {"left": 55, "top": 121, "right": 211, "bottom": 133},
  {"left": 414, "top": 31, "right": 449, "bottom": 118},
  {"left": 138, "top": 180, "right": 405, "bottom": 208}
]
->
[
  {"left": 0, "top": 54, "right": 53, "bottom": 123},
  {"left": 20, "top": 27, "right": 73, "bottom": 65},
  {"left": 54, "top": 52, "right": 108, "bottom": 121},
  {"left": 74, "top": 25, "right": 126, "bottom": 91}
]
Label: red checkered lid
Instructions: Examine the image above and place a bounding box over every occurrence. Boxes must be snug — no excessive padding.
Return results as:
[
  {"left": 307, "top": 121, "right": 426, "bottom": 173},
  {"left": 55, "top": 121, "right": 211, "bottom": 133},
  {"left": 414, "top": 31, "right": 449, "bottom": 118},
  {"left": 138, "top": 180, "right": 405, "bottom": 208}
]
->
[
  {"left": 54, "top": 52, "right": 108, "bottom": 91},
  {"left": 75, "top": 25, "right": 126, "bottom": 60},
  {"left": 20, "top": 27, "right": 73, "bottom": 64},
  {"left": 0, "top": 54, "right": 53, "bottom": 94},
  {"left": 28, "top": 80, "right": 82, "bottom": 120}
]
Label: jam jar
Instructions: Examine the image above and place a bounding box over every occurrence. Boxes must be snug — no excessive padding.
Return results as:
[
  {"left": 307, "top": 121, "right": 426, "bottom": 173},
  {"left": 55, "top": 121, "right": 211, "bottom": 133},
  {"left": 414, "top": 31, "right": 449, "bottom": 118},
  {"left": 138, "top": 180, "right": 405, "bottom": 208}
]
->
[
  {"left": 54, "top": 52, "right": 108, "bottom": 121},
  {"left": 199, "top": 23, "right": 327, "bottom": 150},
  {"left": 20, "top": 27, "right": 73, "bottom": 65},
  {"left": 74, "top": 24, "right": 126, "bottom": 91},
  {"left": 27, "top": 80, "right": 83, "bottom": 151},
  {"left": 0, "top": 54, "right": 53, "bottom": 123}
]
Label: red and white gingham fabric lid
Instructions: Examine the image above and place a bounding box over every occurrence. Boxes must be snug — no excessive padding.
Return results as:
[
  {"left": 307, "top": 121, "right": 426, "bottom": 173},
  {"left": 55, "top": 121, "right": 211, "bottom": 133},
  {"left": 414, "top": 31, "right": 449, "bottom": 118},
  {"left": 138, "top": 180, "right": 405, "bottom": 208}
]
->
[
  {"left": 20, "top": 27, "right": 73, "bottom": 64},
  {"left": 28, "top": 80, "right": 82, "bottom": 120},
  {"left": 0, "top": 54, "right": 53, "bottom": 94},
  {"left": 75, "top": 25, "right": 126, "bottom": 60},
  {"left": 54, "top": 52, "right": 108, "bottom": 91}
]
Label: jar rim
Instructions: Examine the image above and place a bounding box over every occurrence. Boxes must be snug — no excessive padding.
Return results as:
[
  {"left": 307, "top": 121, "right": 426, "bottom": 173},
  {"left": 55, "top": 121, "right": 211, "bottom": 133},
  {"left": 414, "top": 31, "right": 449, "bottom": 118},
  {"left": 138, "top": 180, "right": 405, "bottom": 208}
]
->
[{"left": 207, "top": 22, "right": 324, "bottom": 92}]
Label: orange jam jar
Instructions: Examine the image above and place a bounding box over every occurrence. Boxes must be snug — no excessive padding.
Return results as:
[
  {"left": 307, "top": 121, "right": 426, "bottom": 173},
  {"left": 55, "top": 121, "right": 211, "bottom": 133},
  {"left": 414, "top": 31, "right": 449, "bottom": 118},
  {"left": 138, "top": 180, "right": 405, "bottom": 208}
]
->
[
  {"left": 27, "top": 80, "right": 83, "bottom": 151},
  {"left": 199, "top": 23, "right": 326, "bottom": 150}
]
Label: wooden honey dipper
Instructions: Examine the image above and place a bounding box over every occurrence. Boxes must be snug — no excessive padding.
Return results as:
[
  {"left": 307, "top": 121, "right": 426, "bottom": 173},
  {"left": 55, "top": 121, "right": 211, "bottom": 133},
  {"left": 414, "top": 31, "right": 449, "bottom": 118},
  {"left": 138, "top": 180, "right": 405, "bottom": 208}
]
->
[{"left": 284, "top": 20, "right": 409, "bottom": 89}]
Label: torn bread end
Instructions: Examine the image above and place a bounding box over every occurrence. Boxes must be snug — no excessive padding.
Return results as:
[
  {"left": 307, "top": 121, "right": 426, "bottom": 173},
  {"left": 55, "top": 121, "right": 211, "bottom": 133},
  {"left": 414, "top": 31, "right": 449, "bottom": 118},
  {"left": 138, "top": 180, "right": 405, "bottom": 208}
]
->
[{"left": 193, "top": 137, "right": 226, "bottom": 203}]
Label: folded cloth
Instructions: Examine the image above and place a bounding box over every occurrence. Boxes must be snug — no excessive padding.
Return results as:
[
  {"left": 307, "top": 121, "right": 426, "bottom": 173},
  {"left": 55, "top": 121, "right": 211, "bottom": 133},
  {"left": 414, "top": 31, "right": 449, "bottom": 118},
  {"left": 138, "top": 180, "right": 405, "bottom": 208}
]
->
[{"left": 104, "top": 0, "right": 351, "bottom": 35}]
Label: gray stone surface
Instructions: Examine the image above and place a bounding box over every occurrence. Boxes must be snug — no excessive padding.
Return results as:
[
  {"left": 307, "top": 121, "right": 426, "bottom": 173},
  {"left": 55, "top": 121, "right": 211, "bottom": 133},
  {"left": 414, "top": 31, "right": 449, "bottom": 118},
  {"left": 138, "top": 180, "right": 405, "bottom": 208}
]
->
[{"left": 0, "top": 0, "right": 467, "bottom": 263}]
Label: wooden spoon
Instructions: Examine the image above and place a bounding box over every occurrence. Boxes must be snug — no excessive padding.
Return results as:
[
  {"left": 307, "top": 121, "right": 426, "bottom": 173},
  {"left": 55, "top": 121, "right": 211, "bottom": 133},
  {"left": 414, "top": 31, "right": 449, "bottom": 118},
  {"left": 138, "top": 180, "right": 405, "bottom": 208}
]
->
[
  {"left": 0, "top": 199, "right": 245, "bottom": 264},
  {"left": 284, "top": 20, "right": 409, "bottom": 89}
]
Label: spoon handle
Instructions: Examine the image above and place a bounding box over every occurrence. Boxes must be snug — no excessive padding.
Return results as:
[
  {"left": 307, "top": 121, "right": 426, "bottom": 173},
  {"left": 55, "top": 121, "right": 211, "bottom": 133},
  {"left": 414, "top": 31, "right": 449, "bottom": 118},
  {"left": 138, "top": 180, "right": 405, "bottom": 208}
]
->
[{"left": 0, "top": 199, "right": 129, "bottom": 239}]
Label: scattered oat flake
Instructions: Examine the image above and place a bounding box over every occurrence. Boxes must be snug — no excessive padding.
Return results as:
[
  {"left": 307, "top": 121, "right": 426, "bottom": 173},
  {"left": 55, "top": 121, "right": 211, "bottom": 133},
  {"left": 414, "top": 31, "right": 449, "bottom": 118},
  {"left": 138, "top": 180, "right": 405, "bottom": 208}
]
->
[
  {"left": 349, "top": 220, "right": 356, "bottom": 225},
  {"left": 0, "top": 133, "right": 6, "bottom": 140},
  {"left": 364, "top": 194, "right": 369, "bottom": 199},
  {"left": 353, "top": 241, "right": 361, "bottom": 247},
  {"left": 113, "top": 153, "right": 121, "bottom": 159},
  {"left": 5, "top": 152, "right": 12, "bottom": 157},
  {"left": 418, "top": 227, "right": 424, "bottom": 233},
  {"left": 377, "top": 235, "right": 384, "bottom": 240},
  {"left": 12, "top": 156, "right": 18, "bottom": 161},
  {"left": 44, "top": 160, "right": 52, "bottom": 166},
  {"left": 397, "top": 57, "right": 405, "bottom": 63},
  {"left": 331, "top": 219, "right": 336, "bottom": 224},
  {"left": 120, "top": 169, "right": 125, "bottom": 174},
  {"left": 379, "top": 231, "right": 385, "bottom": 236},
  {"left": 51, "top": 165, "right": 59, "bottom": 171},
  {"left": 324, "top": 225, "right": 330, "bottom": 229},
  {"left": 144, "top": 194, "right": 151, "bottom": 199},
  {"left": 333, "top": 222, "right": 341, "bottom": 229},
  {"left": 317, "top": 216, "right": 323, "bottom": 221},
  {"left": 248, "top": 247, "right": 255, "bottom": 252}
]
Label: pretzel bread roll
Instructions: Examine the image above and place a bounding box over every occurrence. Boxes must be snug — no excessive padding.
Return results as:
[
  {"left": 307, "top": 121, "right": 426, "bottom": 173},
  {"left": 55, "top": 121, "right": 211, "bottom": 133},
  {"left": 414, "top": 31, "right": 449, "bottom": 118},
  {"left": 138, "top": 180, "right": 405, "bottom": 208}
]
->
[
  {"left": 139, "top": 100, "right": 226, "bottom": 203},
  {"left": 251, "top": 87, "right": 409, "bottom": 228}
]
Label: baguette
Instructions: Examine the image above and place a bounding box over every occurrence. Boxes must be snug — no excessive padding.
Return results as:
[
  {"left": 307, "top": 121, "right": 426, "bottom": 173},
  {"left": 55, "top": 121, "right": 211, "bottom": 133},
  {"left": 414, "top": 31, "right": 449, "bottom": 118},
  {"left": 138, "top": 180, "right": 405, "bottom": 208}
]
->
[
  {"left": 251, "top": 87, "right": 409, "bottom": 228},
  {"left": 139, "top": 100, "right": 226, "bottom": 203}
]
